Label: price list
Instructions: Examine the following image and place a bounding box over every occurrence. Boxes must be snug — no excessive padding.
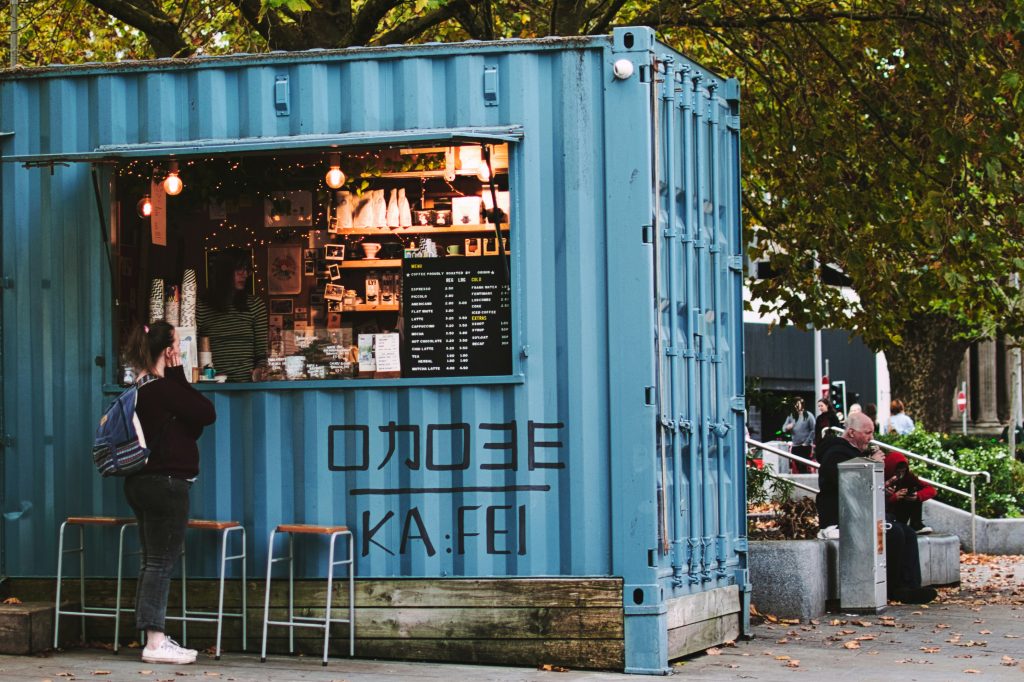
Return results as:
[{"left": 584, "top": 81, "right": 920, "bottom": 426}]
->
[{"left": 402, "top": 256, "right": 512, "bottom": 377}]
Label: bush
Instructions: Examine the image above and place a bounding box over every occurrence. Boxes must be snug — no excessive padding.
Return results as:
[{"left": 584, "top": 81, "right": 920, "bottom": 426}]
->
[{"left": 878, "top": 430, "right": 1024, "bottom": 518}]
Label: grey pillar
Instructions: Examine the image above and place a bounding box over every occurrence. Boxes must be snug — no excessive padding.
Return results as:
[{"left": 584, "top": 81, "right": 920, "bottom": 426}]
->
[
  {"left": 976, "top": 339, "right": 1001, "bottom": 429},
  {"left": 950, "top": 350, "right": 970, "bottom": 424}
]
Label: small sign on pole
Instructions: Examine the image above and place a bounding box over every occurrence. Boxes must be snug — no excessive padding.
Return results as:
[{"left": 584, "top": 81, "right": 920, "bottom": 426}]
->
[
  {"left": 956, "top": 391, "right": 967, "bottom": 413},
  {"left": 960, "top": 381, "right": 968, "bottom": 436},
  {"left": 822, "top": 375, "right": 830, "bottom": 399}
]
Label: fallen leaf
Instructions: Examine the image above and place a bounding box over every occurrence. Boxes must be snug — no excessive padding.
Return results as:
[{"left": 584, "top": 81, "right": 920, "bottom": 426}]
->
[
  {"left": 775, "top": 655, "right": 791, "bottom": 661},
  {"left": 706, "top": 648, "right": 721, "bottom": 656},
  {"left": 921, "top": 647, "right": 941, "bottom": 654},
  {"left": 843, "top": 641, "right": 861, "bottom": 650},
  {"left": 853, "top": 620, "right": 872, "bottom": 627},
  {"left": 881, "top": 621, "right": 897, "bottom": 627},
  {"left": 537, "top": 664, "right": 569, "bottom": 672},
  {"left": 855, "top": 635, "right": 877, "bottom": 641},
  {"left": 839, "top": 629, "right": 856, "bottom": 635},
  {"left": 92, "top": 673, "right": 111, "bottom": 677},
  {"left": 867, "top": 651, "right": 879, "bottom": 656},
  {"left": 2, "top": 597, "right": 21, "bottom": 604},
  {"left": 723, "top": 640, "right": 736, "bottom": 647},
  {"left": 726, "top": 664, "right": 740, "bottom": 668},
  {"left": 964, "top": 670, "right": 981, "bottom": 674},
  {"left": 1002, "top": 656, "right": 1018, "bottom": 666},
  {"left": 780, "top": 618, "right": 800, "bottom": 625},
  {"left": 979, "top": 629, "right": 992, "bottom": 635},
  {"left": 57, "top": 675, "right": 74, "bottom": 679},
  {"left": 936, "top": 623, "right": 951, "bottom": 629},
  {"left": 776, "top": 638, "right": 789, "bottom": 644},
  {"left": 139, "top": 673, "right": 153, "bottom": 676},
  {"left": 954, "top": 654, "right": 974, "bottom": 659},
  {"left": 786, "top": 660, "right": 800, "bottom": 668},
  {"left": 829, "top": 619, "right": 843, "bottom": 626},
  {"left": 810, "top": 619, "right": 820, "bottom": 625}
]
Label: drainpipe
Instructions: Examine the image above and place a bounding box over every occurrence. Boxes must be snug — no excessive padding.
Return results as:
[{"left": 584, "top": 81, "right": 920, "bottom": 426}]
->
[{"left": 9, "top": 0, "right": 17, "bottom": 68}]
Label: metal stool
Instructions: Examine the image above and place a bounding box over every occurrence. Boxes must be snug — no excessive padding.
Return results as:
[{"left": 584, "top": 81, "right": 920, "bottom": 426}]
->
[
  {"left": 53, "top": 516, "right": 138, "bottom": 652},
  {"left": 260, "top": 524, "right": 354, "bottom": 666},
  {"left": 165, "top": 520, "right": 246, "bottom": 659}
]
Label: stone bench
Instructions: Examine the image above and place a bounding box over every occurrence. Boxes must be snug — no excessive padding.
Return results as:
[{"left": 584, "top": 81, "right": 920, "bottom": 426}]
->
[{"left": 749, "top": 533, "right": 960, "bottom": 621}]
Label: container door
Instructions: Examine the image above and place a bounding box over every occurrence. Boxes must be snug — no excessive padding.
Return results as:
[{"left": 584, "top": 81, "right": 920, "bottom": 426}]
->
[{"left": 651, "top": 60, "right": 747, "bottom": 611}]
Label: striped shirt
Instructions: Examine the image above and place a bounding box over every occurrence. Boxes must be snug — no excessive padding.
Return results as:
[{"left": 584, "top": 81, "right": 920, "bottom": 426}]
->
[{"left": 197, "top": 296, "right": 268, "bottom": 382}]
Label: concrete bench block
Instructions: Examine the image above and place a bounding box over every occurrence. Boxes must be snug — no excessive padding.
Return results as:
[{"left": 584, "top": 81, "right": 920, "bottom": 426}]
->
[
  {"left": 748, "top": 540, "right": 827, "bottom": 621},
  {"left": 923, "top": 534, "right": 961, "bottom": 585}
]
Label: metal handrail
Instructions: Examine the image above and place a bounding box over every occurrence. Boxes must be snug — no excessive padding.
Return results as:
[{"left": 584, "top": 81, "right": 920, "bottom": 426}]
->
[
  {"left": 827, "top": 426, "right": 987, "bottom": 550},
  {"left": 745, "top": 438, "right": 820, "bottom": 494}
]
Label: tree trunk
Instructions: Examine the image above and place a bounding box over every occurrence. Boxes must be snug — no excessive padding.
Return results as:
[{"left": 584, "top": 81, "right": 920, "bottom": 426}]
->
[{"left": 882, "top": 314, "right": 971, "bottom": 433}]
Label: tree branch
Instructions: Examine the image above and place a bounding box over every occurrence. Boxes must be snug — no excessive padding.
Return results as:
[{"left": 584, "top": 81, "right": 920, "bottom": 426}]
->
[
  {"left": 86, "top": 0, "right": 190, "bottom": 56},
  {"left": 349, "top": 0, "right": 405, "bottom": 45},
  {"left": 637, "top": 6, "right": 950, "bottom": 32},
  {"left": 372, "top": 0, "right": 481, "bottom": 45}
]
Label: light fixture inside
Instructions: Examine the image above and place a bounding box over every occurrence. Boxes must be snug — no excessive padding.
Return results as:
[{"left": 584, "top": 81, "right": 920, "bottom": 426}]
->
[
  {"left": 476, "top": 160, "right": 491, "bottom": 182},
  {"left": 137, "top": 196, "right": 153, "bottom": 218},
  {"left": 325, "top": 152, "right": 346, "bottom": 189},
  {"left": 163, "top": 160, "right": 183, "bottom": 196}
]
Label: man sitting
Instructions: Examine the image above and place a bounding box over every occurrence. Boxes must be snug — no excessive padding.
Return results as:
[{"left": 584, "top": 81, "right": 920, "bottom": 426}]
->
[{"left": 815, "top": 412, "right": 936, "bottom": 604}]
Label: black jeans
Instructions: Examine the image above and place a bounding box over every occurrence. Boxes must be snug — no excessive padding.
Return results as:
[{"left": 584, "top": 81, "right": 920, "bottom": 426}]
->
[
  {"left": 885, "top": 518, "right": 923, "bottom": 595},
  {"left": 889, "top": 499, "right": 925, "bottom": 530},
  {"left": 124, "top": 474, "right": 191, "bottom": 633}
]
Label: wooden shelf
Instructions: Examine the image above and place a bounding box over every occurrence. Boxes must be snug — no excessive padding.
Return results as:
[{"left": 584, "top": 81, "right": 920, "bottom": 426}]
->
[
  {"left": 376, "top": 169, "right": 509, "bottom": 179},
  {"left": 342, "top": 303, "right": 399, "bottom": 312},
  {"left": 340, "top": 259, "right": 402, "bottom": 269},
  {"left": 332, "top": 224, "right": 508, "bottom": 236}
]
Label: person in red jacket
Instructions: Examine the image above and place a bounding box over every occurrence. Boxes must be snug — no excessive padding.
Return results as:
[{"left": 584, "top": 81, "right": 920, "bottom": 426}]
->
[
  {"left": 884, "top": 451, "right": 936, "bottom": 534},
  {"left": 122, "top": 320, "right": 217, "bottom": 665}
]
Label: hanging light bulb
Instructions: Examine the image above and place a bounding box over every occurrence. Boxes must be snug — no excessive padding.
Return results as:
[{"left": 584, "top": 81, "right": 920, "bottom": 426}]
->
[
  {"left": 325, "top": 152, "right": 346, "bottom": 189},
  {"left": 163, "top": 160, "right": 183, "bottom": 196},
  {"left": 137, "top": 195, "right": 153, "bottom": 218},
  {"left": 476, "top": 160, "right": 491, "bottom": 182}
]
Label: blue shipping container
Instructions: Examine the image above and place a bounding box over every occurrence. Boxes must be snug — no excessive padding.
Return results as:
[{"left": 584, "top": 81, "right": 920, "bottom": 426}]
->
[{"left": 0, "top": 27, "right": 745, "bottom": 672}]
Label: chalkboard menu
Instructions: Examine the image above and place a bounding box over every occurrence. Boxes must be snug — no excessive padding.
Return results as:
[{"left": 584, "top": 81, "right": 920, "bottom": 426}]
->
[{"left": 402, "top": 256, "right": 512, "bottom": 377}]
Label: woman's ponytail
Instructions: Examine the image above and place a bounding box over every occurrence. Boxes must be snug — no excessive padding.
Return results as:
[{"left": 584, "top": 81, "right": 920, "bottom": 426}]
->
[{"left": 123, "top": 320, "right": 175, "bottom": 372}]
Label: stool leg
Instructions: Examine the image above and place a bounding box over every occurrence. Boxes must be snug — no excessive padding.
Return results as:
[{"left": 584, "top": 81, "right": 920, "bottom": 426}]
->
[
  {"left": 347, "top": 531, "right": 354, "bottom": 658},
  {"left": 287, "top": 533, "right": 295, "bottom": 655},
  {"left": 180, "top": 541, "right": 188, "bottom": 647},
  {"left": 260, "top": 529, "right": 277, "bottom": 663},
  {"left": 77, "top": 525, "right": 86, "bottom": 643},
  {"left": 53, "top": 521, "right": 69, "bottom": 648},
  {"left": 240, "top": 527, "right": 247, "bottom": 653},
  {"left": 215, "top": 528, "right": 228, "bottom": 660},
  {"left": 323, "top": 533, "right": 337, "bottom": 666},
  {"left": 113, "top": 522, "right": 133, "bottom": 654}
]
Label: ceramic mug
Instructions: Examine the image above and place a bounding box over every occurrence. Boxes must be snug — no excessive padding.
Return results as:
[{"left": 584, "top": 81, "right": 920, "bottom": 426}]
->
[{"left": 446, "top": 245, "right": 461, "bottom": 256}]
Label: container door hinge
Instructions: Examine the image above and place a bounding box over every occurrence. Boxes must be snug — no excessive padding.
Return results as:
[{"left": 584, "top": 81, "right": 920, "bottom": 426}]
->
[
  {"left": 1, "top": 276, "right": 12, "bottom": 289},
  {"left": 639, "top": 64, "right": 652, "bottom": 83},
  {"left": 730, "top": 396, "right": 746, "bottom": 413},
  {"left": 520, "top": 345, "right": 530, "bottom": 358},
  {"left": 642, "top": 225, "right": 653, "bottom": 244},
  {"left": 665, "top": 346, "right": 679, "bottom": 357},
  {"left": 483, "top": 65, "right": 499, "bottom": 107},
  {"left": 726, "top": 115, "right": 740, "bottom": 131},
  {"left": 644, "top": 386, "right": 656, "bottom": 405},
  {"left": 735, "top": 537, "right": 748, "bottom": 553},
  {"left": 274, "top": 75, "right": 290, "bottom": 117},
  {"left": 728, "top": 255, "right": 744, "bottom": 272}
]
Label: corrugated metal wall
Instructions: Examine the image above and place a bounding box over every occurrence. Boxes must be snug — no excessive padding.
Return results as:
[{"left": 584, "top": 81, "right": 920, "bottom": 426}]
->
[{"left": 0, "top": 32, "right": 739, "bottom": 593}]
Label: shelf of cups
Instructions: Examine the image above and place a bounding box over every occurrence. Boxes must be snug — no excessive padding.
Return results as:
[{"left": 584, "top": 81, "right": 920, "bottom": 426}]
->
[
  {"left": 340, "top": 259, "right": 403, "bottom": 269},
  {"left": 334, "top": 224, "right": 509, "bottom": 236}
]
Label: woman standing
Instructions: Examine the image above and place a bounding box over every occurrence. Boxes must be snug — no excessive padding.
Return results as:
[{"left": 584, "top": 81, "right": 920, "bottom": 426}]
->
[
  {"left": 123, "top": 321, "right": 216, "bottom": 664},
  {"left": 814, "top": 398, "right": 840, "bottom": 454},
  {"left": 197, "top": 250, "right": 269, "bottom": 382},
  {"left": 782, "top": 397, "right": 816, "bottom": 473}
]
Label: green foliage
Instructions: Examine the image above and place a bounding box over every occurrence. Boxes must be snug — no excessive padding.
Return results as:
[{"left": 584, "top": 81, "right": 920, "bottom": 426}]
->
[
  {"left": 879, "top": 430, "right": 1024, "bottom": 519},
  {"left": 746, "top": 455, "right": 793, "bottom": 507}
]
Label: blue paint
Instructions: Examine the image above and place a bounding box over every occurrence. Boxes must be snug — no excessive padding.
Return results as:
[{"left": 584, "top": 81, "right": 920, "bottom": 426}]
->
[{"left": 0, "top": 28, "right": 744, "bottom": 671}]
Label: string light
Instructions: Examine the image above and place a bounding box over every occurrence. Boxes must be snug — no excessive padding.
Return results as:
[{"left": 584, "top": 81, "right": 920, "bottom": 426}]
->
[
  {"left": 136, "top": 196, "right": 152, "bottom": 218},
  {"left": 325, "top": 152, "right": 346, "bottom": 189}
]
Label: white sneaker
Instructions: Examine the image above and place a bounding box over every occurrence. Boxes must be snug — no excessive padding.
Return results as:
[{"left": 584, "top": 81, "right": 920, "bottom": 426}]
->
[
  {"left": 915, "top": 526, "right": 933, "bottom": 535},
  {"left": 817, "top": 525, "right": 840, "bottom": 540},
  {"left": 142, "top": 637, "right": 197, "bottom": 664}
]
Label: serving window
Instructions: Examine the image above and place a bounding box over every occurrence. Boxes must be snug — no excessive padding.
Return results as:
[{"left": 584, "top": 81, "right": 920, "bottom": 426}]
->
[{"left": 112, "top": 144, "right": 512, "bottom": 384}]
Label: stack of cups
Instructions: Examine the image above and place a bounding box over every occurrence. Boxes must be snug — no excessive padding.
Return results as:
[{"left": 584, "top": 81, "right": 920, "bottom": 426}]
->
[
  {"left": 180, "top": 269, "right": 198, "bottom": 328},
  {"left": 149, "top": 279, "right": 165, "bottom": 323},
  {"left": 164, "top": 287, "right": 180, "bottom": 327}
]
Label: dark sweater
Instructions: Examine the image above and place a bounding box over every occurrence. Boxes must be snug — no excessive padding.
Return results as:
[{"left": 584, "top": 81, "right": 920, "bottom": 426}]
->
[
  {"left": 135, "top": 365, "right": 216, "bottom": 480},
  {"left": 815, "top": 437, "right": 865, "bottom": 529}
]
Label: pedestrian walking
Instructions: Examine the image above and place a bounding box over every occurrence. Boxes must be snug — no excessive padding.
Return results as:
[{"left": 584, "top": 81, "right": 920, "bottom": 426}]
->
[{"left": 782, "top": 397, "right": 816, "bottom": 473}]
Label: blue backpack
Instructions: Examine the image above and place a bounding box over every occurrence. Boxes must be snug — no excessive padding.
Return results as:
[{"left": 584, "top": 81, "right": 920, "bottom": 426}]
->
[{"left": 93, "top": 374, "right": 162, "bottom": 477}]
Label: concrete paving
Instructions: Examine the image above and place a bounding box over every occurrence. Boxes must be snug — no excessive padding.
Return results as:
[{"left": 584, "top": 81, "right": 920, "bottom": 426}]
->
[{"left": 2, "top": 554, "right": 1020, "bottom": 682}]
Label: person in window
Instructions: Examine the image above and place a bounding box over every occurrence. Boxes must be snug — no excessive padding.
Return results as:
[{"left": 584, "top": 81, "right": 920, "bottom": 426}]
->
[{"left": 198, "top": 250, "right": 269, "bottom": 382}]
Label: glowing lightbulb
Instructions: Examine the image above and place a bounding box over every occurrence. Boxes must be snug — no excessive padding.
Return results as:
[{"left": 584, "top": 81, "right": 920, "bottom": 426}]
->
[
  {"left": 476, "top": 161, "right": 491, "bottom": 182},
  {"left": 163, "top": 168, "right": 184, "bottom": 195},
  {"left": 137, "top": 196, "right": 153, "bottom": 218},
  {"left": 325, "top": 166, "right": 346, "bottom": 189}
]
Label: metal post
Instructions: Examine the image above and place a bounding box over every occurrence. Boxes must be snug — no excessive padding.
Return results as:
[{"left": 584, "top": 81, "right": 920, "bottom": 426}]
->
[
  {"left": 962, "top": 380, "right": 968, "bottom": 436},
  {"left": 814, "top": 330, "right": 823, "bottom": 400},
  {"left": 9, "top": 0, "right": 17, "bottom": 68},
  {"left": 970, "top": 478, "right": 976, "bottom": 553}
]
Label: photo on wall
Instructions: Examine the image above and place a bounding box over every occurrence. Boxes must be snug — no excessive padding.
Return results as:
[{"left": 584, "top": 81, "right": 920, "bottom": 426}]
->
[{"left": 267, "top": 245, "right": 302, "bottom": 295}]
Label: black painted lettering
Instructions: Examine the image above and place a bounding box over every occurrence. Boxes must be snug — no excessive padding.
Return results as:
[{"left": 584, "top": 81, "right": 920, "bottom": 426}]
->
[
  {"left": 479, "top": 421, "right": 517, "bottom": 470},
  {"left": 328, "top": 424, "right": 370, "bottom": 471},
  {"left": 518, "top": 504, "right": 527, "bottom": 556},
  {"left": 486, "top": 505, "right": 513, "bottom": 555},
  {"left": 400, "top": 507, "right": 437, "bottom": 556},
  {"left": 426, "top": 423, "right": 471, "bottom": 471},
  {"left": 457, "top": 505, "right": 481, "bottom": 554},
  {"left": 377, "top": 422, "right": 421, "bottom": 470},
  {"left": 361, "top": 510, "right": 395, "bottom": 557},
  {"left": 528, "top": 421, "right": 566, "bottom": 470}
]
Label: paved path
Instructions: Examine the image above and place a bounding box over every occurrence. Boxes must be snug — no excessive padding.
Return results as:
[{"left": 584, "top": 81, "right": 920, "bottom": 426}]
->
[{"left": 2, "top": 554, "right": 1020, "bottom": 681}]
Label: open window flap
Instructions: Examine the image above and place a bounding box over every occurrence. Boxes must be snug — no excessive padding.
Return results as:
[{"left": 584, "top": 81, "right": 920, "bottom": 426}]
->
[{"left": 3, "top": 126, "right": 524, "bottom": 165}]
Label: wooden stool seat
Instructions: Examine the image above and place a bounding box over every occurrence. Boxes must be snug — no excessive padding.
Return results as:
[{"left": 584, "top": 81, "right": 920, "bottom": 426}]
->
[
  {"left": 276, "top": 523, "right": 348, "bottom": 535},
  {"left": 65, "top": 516, "right": 136, "bottom": 526},
  {"left": 188, "top": 519, "right": 241, "bottom": 531}
]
